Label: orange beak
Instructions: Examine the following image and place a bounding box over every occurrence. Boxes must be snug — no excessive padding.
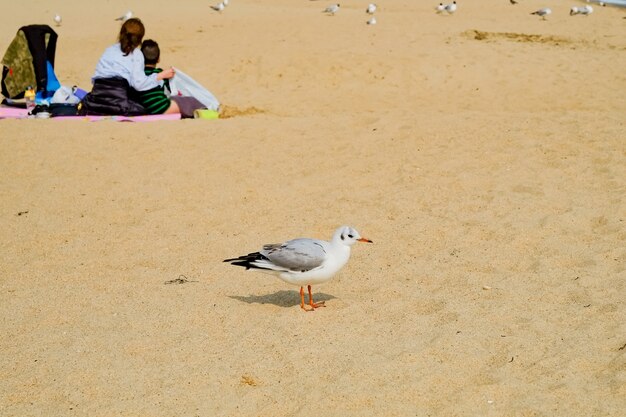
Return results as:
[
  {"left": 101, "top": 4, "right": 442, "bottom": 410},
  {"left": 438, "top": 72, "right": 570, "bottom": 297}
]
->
[{"left": 358, "top": 237, "right": 373, "bottom": 243}]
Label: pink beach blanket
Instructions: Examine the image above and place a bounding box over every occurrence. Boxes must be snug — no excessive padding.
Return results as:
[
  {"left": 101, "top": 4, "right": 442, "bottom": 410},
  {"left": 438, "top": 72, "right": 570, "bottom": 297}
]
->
[{"left": 0, "top": 106, "right": 181, "bottom": 122}]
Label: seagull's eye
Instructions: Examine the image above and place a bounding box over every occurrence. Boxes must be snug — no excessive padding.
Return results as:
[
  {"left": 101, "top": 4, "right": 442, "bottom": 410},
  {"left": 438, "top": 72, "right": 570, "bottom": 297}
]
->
[{"left": 348, "top": 234, "right": 354, "bottom": 238}]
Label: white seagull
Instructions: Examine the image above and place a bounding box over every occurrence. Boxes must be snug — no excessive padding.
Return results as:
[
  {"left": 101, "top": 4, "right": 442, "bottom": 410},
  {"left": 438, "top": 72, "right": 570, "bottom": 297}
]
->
[
  {"left": 211, "top": 2, "right": 226, "bottom": 12},
  {"left": 115, "top": 10, "right": 133, "bottom": 21},
  {"left": 323, "top": 4, "right": 341, "bottom": 15},
  {"left": 579, "top": 4, "right": 593, "bottom": 15},
  {"left": 367, "top": 17, "right": 377, "bottom": 25},
  {"left": 366, "top": 3, "right": 377, "bottom": 14},
  {"left": 436, "top": 3, "right": 446, "bottom": 13},
  {"left": 53, "top": 14, "right": 62, "bottom": 26},
  {"left": 445, "top": 1, "right": 457, "bottom": 14},
  {"left": 224, "top": 226, "right": 373, "bottom": 311},
  {"left": 530, "top": 7, "right": 551, "bottom": 19}
]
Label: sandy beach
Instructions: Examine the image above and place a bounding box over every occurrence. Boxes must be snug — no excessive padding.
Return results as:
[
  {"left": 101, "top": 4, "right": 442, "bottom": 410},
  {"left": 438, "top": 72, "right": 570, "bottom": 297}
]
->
[{"left": 1, "top": 0, "right": 625, "bottom": 415}]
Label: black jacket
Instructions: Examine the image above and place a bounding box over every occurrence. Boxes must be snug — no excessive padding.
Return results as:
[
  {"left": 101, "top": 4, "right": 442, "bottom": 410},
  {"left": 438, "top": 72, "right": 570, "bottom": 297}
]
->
[
  {"left": 23, "top": 25, "right": 57, "bottom": 93},
  {"left": 80, "top": 77, "right": 146, "bottom": 116}
]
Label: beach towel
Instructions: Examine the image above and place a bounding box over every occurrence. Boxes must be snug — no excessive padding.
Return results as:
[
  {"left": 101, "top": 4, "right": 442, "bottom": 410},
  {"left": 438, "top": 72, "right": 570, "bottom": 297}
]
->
[{"left": 0, "top": 106, "right": 180, "bottom": 121}]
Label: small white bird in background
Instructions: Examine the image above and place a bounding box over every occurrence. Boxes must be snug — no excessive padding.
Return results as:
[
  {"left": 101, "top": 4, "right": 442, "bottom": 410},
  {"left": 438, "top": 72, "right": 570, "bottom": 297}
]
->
[
  {"left": 530, "top": 7, "right": 551, "bottom": 19},
  {"left": 53, "top": 14, "right": 62, "bottom": 26},
  {"left": 211, "top": 2, "right": 226, "bottom": 12},
  {"left": 115, "top": 10, "right": 133, "bottom": 21},
  {"left": 367, "top": 17, "right": 377, "bottom": 25},
  {"left": 579, "top": 4, "right": 593, "bottom": 15},
  {"left": 223, "top": 0, "right": 230, "bottom": 5},
  {"left": 570, "top": 6, "right": 579, "bottom": 15},
  {"left": 445, "top": 1, "right": 457, "bottom": 14},
  {"left": 323, "top": 4, "right": 341, "bottom": 15},
  {"left": 436, "top": 3, "right": 446, "bottom": 13},
  {"left": 224, "top": 226, "right": 373, "bottom": 311},
  {"left": 366, "top": 3, "right": 377, "bottom": 14}
]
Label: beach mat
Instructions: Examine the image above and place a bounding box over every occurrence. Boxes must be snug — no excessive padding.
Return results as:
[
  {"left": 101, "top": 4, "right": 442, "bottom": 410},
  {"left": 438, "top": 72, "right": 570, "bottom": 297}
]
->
[{"left": 0, "top": 106, "right": 181, "bottom": 121}]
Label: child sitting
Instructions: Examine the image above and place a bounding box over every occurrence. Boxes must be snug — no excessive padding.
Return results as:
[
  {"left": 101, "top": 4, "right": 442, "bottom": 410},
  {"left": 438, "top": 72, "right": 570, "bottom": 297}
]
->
[
  {"left": 139, "top": 39, "right": 172, "bottom": 114},
  {"left": 139, "top": 39, "right": 207, "bottom": 118}
]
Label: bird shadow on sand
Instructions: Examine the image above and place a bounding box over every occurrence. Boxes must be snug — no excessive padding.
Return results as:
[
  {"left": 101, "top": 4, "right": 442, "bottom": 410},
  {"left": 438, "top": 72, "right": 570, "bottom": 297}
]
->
[{"left": 229, "top": 290, "right": 336, "bottom": 308}]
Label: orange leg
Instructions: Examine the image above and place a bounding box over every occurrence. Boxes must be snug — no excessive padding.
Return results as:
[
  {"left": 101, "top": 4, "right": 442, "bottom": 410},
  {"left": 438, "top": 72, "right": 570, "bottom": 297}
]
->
[
  {"left": 308, "top": 285, "right": 326, "bottom": 309},
  {"left": 300, "top": 287, "right": 313, "bottom": 311}
]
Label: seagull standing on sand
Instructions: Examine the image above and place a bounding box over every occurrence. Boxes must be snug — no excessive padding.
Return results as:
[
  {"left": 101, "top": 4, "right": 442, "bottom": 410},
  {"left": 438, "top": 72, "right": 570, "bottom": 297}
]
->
[
  {"left": 530, "top": 7, "right": 551, "bottom": 19},
  {"left": 436, "top": 3, "right": 446, "bottom": 13},
  {"left": 445, "top": 1, "right": 457, "bottom": 14},
  {"left": 366, "top": 3, "right": 377, "bottom": 14},
  {"left": 323, "top": 4, "right": 341, "bottom": 15},
  {"left": 53, "top": 14, "right": 62, "bottom": 26},
  {"left": 115, "top": 10, "right": 133, "bottom": 21},
  {"left": 367, "top": 17, "right": 377, "bottom": 25},
  {"left": 211, "top": 2, "right": 226, "bottom": 12},
  {"left": 224, "top": 226, "right": 373, "bottom": 311}
]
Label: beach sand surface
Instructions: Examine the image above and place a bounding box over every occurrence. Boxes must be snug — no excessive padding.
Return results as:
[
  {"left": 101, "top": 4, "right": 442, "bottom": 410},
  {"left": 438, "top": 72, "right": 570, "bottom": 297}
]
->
[{"left": 1, "top": 0, "right": 625, "bottom": 415}]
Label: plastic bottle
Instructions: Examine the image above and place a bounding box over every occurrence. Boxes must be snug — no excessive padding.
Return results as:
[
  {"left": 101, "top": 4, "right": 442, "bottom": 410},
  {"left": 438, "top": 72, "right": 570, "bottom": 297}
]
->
[{"left": 24, "top": 86, "right": 36, "bottom": 114}]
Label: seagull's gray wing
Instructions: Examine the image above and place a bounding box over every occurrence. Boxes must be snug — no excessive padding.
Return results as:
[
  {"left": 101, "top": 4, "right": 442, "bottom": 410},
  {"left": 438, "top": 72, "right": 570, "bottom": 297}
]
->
[{"left": 261, "top": 238, "right": 327, "bottom": 272}]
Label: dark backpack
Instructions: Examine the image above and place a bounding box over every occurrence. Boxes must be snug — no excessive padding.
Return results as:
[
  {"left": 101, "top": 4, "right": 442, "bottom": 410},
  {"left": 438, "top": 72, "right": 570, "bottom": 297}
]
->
[{"left": 79, "top": 77, "right": 146, "bottom": 116}]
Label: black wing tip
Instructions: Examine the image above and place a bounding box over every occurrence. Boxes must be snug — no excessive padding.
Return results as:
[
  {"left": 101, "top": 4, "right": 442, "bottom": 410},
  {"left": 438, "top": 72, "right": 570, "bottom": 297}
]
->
[
  {"left": 231, "top": 260, "right": 252, "bottom": 268},
  {"left": 224, "top": 260, "right": 272, "bottom": 272},
  {"left": 223, "top": 258, "right": 252, "bottom": 269},
  {"left": 223, "top": 252, "right": 272, "bottom": 271}
]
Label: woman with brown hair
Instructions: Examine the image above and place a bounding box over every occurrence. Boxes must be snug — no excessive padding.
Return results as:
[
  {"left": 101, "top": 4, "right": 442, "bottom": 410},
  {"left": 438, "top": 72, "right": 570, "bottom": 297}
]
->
[{"left": 85, "top": 17, "right": 180, "bottom": 115}]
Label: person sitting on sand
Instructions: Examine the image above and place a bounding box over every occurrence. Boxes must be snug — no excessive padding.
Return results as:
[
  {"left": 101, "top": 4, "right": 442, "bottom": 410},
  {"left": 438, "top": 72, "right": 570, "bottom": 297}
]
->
[
  {"left": 137, "top": 39, "right": 173, "bottom": 115},
  {"left": 139, "top": 39, "right": 208, "bottom": 118},
  {"left": 82, "top": 18, "right": 180, "bottom": 116}
]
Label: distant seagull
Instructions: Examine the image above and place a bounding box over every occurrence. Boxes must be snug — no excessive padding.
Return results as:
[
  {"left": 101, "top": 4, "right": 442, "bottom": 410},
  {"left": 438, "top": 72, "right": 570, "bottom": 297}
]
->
[
  {"left": 366, "top": 3, "right": 377, "bottom": 14},
  {"left": 570, "top": 6, "right": 579, "bottom": 15},
  {"left": 211, "top": 2, "right": 225, "bottom": 12},
  {"left": 436, "top": 2, "right": 446, "bottom": 13},
  {"left": 223, "top": 0, "right": 230, "bottom": 5},
  {"left": 367, "top": 17, "right": 377, "bottom": 25},
  {"left": 224, "top": 226, "right": 373, "bottom": 311},
  {"left": 115, "top": 10, "right": 133, "bottom": 21},
  {"left": 53, "top": 13, "right": 62, "bottom": 26},
  {"left": 445, "top": 1, "right": 457, "bottom": 14},
  {"left": 530, "top": 7, "right": 551, "bottom": 19},
  {"left": 579, "top": 4, "right": 593, "bottom": 15},
  {"left": 323, "top": 4, "right": 341, "bottom": 15},
  {"left": 510, "top": 0, "right": 518, "bottom": 4}
]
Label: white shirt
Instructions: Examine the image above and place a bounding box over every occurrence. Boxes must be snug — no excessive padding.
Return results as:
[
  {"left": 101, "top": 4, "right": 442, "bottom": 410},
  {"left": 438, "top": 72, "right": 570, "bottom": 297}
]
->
[{"left": 92, "top": 43, "right": 159, "bottom": 91}]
